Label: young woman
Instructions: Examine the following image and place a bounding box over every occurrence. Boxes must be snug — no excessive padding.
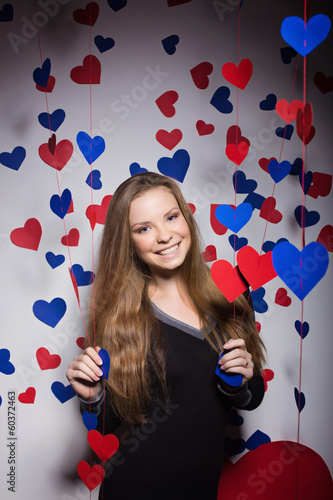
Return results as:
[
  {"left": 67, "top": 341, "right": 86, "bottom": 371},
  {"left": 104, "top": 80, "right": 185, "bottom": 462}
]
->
[{"left": 67, "top": 172, "right": 266, "bottom": 500}]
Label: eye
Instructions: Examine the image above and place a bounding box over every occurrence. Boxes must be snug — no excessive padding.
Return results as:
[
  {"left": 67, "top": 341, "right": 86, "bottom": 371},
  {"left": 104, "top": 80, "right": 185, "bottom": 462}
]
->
[
  {"left": 167, "top": 213, "right": 178, "bottom": 222},
  {"left": 138, "top": 226, "right": 149, "bottom": 234}
]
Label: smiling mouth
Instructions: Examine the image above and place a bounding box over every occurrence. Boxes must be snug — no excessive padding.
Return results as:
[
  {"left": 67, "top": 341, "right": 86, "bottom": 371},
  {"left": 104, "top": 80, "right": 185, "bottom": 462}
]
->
[{"left": 157, "top": 243, "right": 180, "bottom": 255}]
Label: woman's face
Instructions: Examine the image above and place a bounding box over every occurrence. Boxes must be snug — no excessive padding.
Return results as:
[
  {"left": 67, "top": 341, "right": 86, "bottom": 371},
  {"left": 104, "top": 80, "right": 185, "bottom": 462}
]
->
[{"left": 129, "top": 187, "right": 191, "bottom": 278}]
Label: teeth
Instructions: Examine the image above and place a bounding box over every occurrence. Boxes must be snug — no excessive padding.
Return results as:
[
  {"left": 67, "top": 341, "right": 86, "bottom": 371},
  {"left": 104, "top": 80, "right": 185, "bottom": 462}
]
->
[{"left": 158, "top": 244, "right": 179, "bottom": 255}]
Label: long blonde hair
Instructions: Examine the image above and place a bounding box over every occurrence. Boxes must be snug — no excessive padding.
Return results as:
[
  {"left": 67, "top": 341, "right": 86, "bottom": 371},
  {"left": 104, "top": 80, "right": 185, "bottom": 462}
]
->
[{"left": 87, "top": 172, "right": 265, "bottom": 423}]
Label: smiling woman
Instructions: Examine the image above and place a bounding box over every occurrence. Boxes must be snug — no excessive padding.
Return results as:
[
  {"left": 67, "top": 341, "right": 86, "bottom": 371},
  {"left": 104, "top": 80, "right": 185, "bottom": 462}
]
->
[{"left": 66, "top": 172, "right": 266, "bottom": 500}]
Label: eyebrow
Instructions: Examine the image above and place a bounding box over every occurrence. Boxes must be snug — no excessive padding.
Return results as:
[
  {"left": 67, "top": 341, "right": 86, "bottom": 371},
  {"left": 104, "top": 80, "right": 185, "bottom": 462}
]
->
[{"left": 131, "top": 206, "right": 179, "bottom": 229}]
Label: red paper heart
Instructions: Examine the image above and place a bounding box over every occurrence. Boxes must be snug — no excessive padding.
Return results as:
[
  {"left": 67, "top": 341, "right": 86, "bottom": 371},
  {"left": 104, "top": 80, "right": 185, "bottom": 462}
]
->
[
  {"left": 222, "top": 58, "right": 253, "bottom": 90},
  {"left": 10, "top": 218, "right": 42, "bottom": 251},
  {"left": 196, "top": 120, "right": 214, "bottom": 136},
  {"left": 18, "top": 387, "right": 36, "bottom": 404},
  {"left": 259, "top": 157, "right": 276, "bottom": 173},
  {"left": 77, "top": 461, "right": 105, "bottom": 491},
  {"left": 70, "top": 55, "right": 101, "bottom": 84},
  {"left": 69, "top": 267, "right": 80, "bottom": 305},
  {"left": 76, "top": 337, "right": 85, "bottom": 349},
  {"left": 187, "top": 203, "right": 196, "bottom": 214},
  {"left": 317, "top": 225, "right": 333, "bottom": 252},
  {"left": 296, "top": 104, "right": 315, "bottom": 144},
  {"left": 190, "top": 62, "right": 213, "bottom": 89},
  {"left": 87, "top": 430, "right": 119, "bottom": 463},
  {"left": 155, "top": 90, "right": 179, "bottom": 117},
  {"left": 202, "top": 245, "right": 217, "bottom": 262},
  {"left": 36, "top": 75, "right": 55, "bottom": 93},
  {"left": 225, "top": 141, "right": 249, "bottom": 165},
  {"left": 156, "top": 129, "right": 183, "bottom": 150},
  {"left": 255, "top": 321, "right": 261, "bottom": 333},
  {"left": 261, "top": 368, "right": 274, "bottom": 391},
  {"left": 275, "top": 287, "right": 292, "bottom": 307},
  {"left": 307, "top": 172, "right": 332, "bottom": 199},
  {"left": 61, "top": 228, "right": 80, "bottom": 247},
  {"left": 237, "top": 246, "right": 277, "bottom": 291},
  {"left": 226, "top": 125, "right": 250, "bottom": 146},
  {"left": 36, "top": 348, "right": 61, "bottom": 370},
  {"left": 39, "top": 139, "right": 73, "bottom": 171},
  {"left": 314, "top": 72, "right": 333, "bottom": 94},
  {"left": 48, "top": 133, "right": 56, "bottom": 155},
  {"left": 259, "top": 197, "right": 282, "bottom": 224},
  {"left": 86, "top": 195, "right": 112, "bottom": 230},
  {"left": 73, "top": 2, "right": 99, "bottom": 26},
  {"left": 210, "top": 204, "right": 228, "bottom": 235},
  {"left": 275, "top": 99, "right": 303, "bottom": 123},
  {"left": 211, "top": 260, "right": 247, "bottom": 303}
]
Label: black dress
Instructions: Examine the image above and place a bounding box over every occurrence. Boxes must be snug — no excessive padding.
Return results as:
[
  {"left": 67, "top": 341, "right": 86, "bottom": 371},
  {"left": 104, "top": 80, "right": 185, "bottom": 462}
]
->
[{"left": 81, "top": 305, "right": 265, "bottom": 500}]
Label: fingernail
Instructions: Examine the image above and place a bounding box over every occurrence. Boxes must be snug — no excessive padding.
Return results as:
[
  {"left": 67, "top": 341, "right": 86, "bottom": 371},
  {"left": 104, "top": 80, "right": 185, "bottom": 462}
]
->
[
  {"left": 96, "top": 368, "right": 103, "bottom": 376},
  {"left": 224, "top": 343, "right": 230, "bottom": 348}
]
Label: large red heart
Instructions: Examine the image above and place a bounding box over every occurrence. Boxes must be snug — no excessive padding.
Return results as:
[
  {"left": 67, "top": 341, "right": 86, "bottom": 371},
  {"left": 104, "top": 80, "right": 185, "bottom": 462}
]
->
[
  {"left": 36, "top": 347, "right": 61, "bottom": 370},
  {"left": 73, "top": 2, "right": 99, "bottom": 26},
  {"left": 222, "top": 58, "right": 253, "bottom": 90},
  {"left": 77, "top": 461, "right": 105, "bottom": 491},
  {"left": 86, "top": 195, "right": 112, "bottom": 230},
  {"left": 155, "top": 90, "right": 179, "bottom": 117},
  {"left": 307, "top": 172, "right": 332, "bottom": 199},
  {"left": 156, "top": 129, "right": 183, "bottom": 150},
  {"left": 18, "top": 387, "right": 36, "bottom": 404},
  {"left": 275, "top": 99, "right": 303, "bottom": 123},
  {"left": 237, "top": 246, "right": 277, "bottom": 291},
  {"left": 210, "top": 204, "right": 228, "bottom": 235},
  {"left": 211, "top": 260, "right": 247, "bottom": 303},
  {"left": 225, "top": 142, "right": 249, "bottom": 165},
  {"left": 259, "top": 197, "right": 282, "bottom": 224},
  {"left": 10, "top": 218, "right": 42, "bottom": 251},
  {"left": 39, "top": 139, "right": 73, "bottom": 171},
  {"left": 218, "top": 441, "right": 333, "bottom": 499},
  {"left": 87, "top": 430, "right": 119, "bottom": 463},
  {"left": 196, "top": 120, "right": 214, "bottom": 136},
  {"left": 317, "top": 224, "right": 333, "bottom": 252},
  {"left": 226, "top": 125, "right": 250, "bottom": 146},
  {"left": 275, "top": 287, "right": 292, "bottom": 307},
  {"left": 70, "top": 55, "right": 101, "bottom": 84},
  {"left": 190, "top": 61, "right": 213, "bottom": 89},
  {"left": 61, "top": 228, "right": 80, "bottom": 247}
]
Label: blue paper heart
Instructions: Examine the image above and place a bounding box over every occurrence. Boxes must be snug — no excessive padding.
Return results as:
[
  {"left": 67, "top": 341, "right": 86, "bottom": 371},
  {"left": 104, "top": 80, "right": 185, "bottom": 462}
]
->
[
  {"left": 272, "top": 241, "right": 329, "bottom": 300},
  {"left": 246, "top": 430, "right": 271, "bottom": 451},
  {"left": 294, "top": 205, "right": 320, "bottom": 228},
  {"left": 45, "top": 252, "right": 65, "bottom": 269},
  {"left": 162, "top": 34, "right": 179, "bottom": 55},
  {"left": 38, "top": 109, "right": 65, "bottom": 132},
  {"left": 294, "top": 388, "right": 306, "bottom": 412},
  {"left": 299, "top": 171, "right": 313, "bottom": 194},
  {"left": 70, "top": 264, "right": 94, "bottom": 286},
  {"left": 99, "top": 348, "right": 110, "bottom": 380},
  {"left": 233, "top": 171, "right": 257, "bottom": 193},
  {"left": 50, "top": 188, "right": 72, "bottom": 219},
  {"left": 107, "top": 0, "right": 127, "bottom": 11},
  {"left": 276, "top": 124, "right": 293, "bottom": 140},
  {"left": 94, "top": 35, "right": 115, "bottom": 53},
  {"left": 77, "top": 131, "right": 105, "bottom": 164},
  {"left": 224, "top": 436, "right": 246, "bottom": 457},
  {"left": 33, "top": 58, "right": 51, "bottom": 88},
  {"left": 294, "top": 320, "right": 310, "bottom": 339},
  {"left": 251, "top": 288, "right": 268, "bottom": 313},
  {"left": 130, "top": 162, "right": 148, "bottom": 176},
  {"left": 215, "top": 203, "right": 252, "bottom": 233},
  {"left": 157, "top": 149, "right": 190, "bottom": 183},
  {"left": 228, "top": 234, "right": 248, "bottom": 251},
  {"left": 228, "top": 409, "right": 244, "bottom": 426},
  {"left": 51, "top": 381, "right": 76, "bottom": 404},
  {"left": 262, "top": 238, "right": 288, "bottom": 253},
  {"left": 82, "top": 410, "right": 98, "bottom": 430},
  {"left": 210, "top": 86, "right": 233, "bottom": 114},
  {"left": 215, "top": 352, "right": 243, "bottom": 388},
  {"left": 289, "top": 157, "right": 303, "bottom": 175},
  {"left": 259, "top": 93, "right": 277, "bottom": 111},
  {"left": 0, "top": 396, "right": 2, "bottom": 406},
  {"left": 86, "top": 170, "right": 102, "bottom": 190},
  {"left": 268, "top": 159, "right": 291, "bottom": 183},
  {"left": 0, "top": 4, "right": 14, "bottom": 22},
  {"left": 0, "top": 146, "right": 26, "bottom": 170},
  {"left": 280, "top": 46, "right": 297, "bottom": 64},
  {"left": 33, "top": 298, "right": 67, "bottom": 328},
  {"left": 281, "top": 14, "right": 331, "bottom": 57},
  {"left": 243, "top": 192, "right": 265, "bottom": 211},
  {"left": 0, "top": 349, "right": 15, "bottom": 375}
]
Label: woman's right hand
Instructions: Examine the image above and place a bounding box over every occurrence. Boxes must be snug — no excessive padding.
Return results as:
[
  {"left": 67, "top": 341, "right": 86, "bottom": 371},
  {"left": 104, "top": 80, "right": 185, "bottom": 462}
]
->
[{"left": 66, "top": 346, "right": 104, "bottom": 401}]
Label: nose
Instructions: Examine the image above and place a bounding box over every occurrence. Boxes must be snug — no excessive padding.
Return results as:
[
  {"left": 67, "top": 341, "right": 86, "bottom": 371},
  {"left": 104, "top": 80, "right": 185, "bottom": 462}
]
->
[{"left": 156, "top": 224, "right": 172, "bottom": 243}]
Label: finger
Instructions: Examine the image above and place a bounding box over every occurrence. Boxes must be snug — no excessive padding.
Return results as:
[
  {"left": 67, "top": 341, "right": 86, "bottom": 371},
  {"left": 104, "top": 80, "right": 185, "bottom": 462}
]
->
[
  {"left": 70, "top": 357, "right": 103, "bottom": 382},
  {"left": 83, "top": 346, "right": 103, "bottom": 365},
  {"left": 223, "top": 338, "right": 246, "bottom": 350}
]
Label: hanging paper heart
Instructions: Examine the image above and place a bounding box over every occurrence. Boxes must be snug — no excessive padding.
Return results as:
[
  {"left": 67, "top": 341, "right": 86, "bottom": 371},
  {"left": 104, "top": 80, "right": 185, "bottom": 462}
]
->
[
  {"left": 211, "top": 260, "right": 247, "bottom": 303},
  {"left": 46, "top": 252, "right": 65, "bottom": 269},
  {"left": 33, "top": 58, "right": 51, "bottom": 88},
  {"left": 260, "top": 197, "right": 282, "bottom": 224},
  {"left": 314, "top": 72, "right": 333, "bottom": 94},
  {"left": 107, "top": 0, "right": 127, "bottom": 12},
  {"left": 299, "top": 170, "right": 313, "bottom": 194},
  {"left": 262, "top": 238, "right": 288, "bottom": 253},
  {"left": 70, "top": 264, "right": 94, "bottom": 286},
  {"left": 36, "top": 75, "right": 55, "bottom": 93},
  {"left": 196, "top": 120, "right": 214, "bottom": 136},
  {"left": 222, "top": 58, "right": 253, "bottom": 90},
  {"left": 228, "top": 234, "right": 248, "bottom": 252},
  {"left": 190, "top": 61, "right": 213, "bottom": 89},
  {"left": 307, "top": 172, "right": 332, "bottom": 199},
  {"left": 210, "top": 86, "right": 233, "bottom": 114},
  {"left": 98, "top": 348, "right": 110, "bottom": 380},
  {"left": 294, "top": 205, "right": 320, "bottom": 228},
  {"left": 73, "top": 2, "right": 99, "bottom": 26},
  {"left": 215, "top": 352, "right": 243, "bottom": 388},
  {"left": 33, "top": 297, "right": 67, "bottom": 327},
  {"left": 210, "top": 204, "right": 228, "bottom": 235},
  {"left": 267, "top": 159, "right": 291, "bottom": 183},
  {"left": 18, "top": 387, "right": 36, "bottom": 404},
  {"left": 50, "top": 188, "right": 72, "bottom": 219},
  {"left": 251, "top": 287, "right": 268, "bottom": 313},
  {"left": 61, "top": 228, "right": 80, "bottom": 246},
  {"left": 261, "top": 368, "right": 274, "bottom": 391},
  {"left": 77, "top": 461, "right": 105, "bottom": 491},
  {"left": 0, "top": 349, "right": 15, "bottom": 375},
  {"left": 226, "top": 125, "right": 250, "bottom": 146},
  {"left": 129, "top": 162, "right": 148, "bottom": 176},
  {"left": 94, "top": 35, "right": 115, "bottom": 53},
  {"left": 86, "top": 169, "right": 102, "bottom": 190},
  {"left": 215, "top": 203, "right": 252, "bottom": 233},
  {"left": 281, "top": 14, "right": 331, "bottom": 57},
  {"left": 243, "top": 192, "right": 265, "bottom": 211},
  {"left": 77, "top": 131, "right": 105, "bottom": 164},
  {"left": 10, "top": 218, "right": 42, "bottom": 251},
  {"left": 0, "top": 3, "right": 14, "bottom": 21},
  {"left": 259, "top": 157, "right": 276, "bottom": 174},
  {"left": 237, "top": 246, "right": 277, "bottom": 291},
  {"left": 82, "top": 411, "right": 98, "bottom": 431},
  {"left": 155, "top": 90, "right": 179, "bottom": 117},
  {"left": 233, "top": 171, "right": 257, "bottom": 193},
  {"left": 36, "top": 348, "right": 61, "bottom": 370},
  {"left": 38, "top": 109, "right": 65, "bottom": 132},
  {"left": 157, "top": 149, "right": 190, "bottom": 182},
  {"left": 317, "top": 225, "right": 333, "bottom": 252},
  {"left": 39, "top": 139, "right": 74, "bottom": 171},
  {"left": 294, "top": 320, "right": 310, "bottom": 339},
  {"left": 156, "top": 129, "right": 183, "bottom": 150},
  {"left": 87, "top": 430, "right": 119, "bottom": 462},
  {"left": 0, "top": 146, "right": 26, "bottom": 171},
  {"left": 51, "top": 381, "right": 76, "bottom": 403},
  {"left": 275, "top": 99, "right": 303, "bottom": 123},
  {"left": 259, "top": 93, "right": 277, "bottom": 111},
  {"left": 294, "top": 388, "right": 306, "bottom": 412},
  {"left": 246, "top": 430, "right": 271, "bottom": 451},
  {"left": 162, "top": 34, "right": 179, "bottom": 55},
  {"left": 275, "top": 124, "right": 294, "bottom": 140},
  {"left": 202, "top": 245, "right": 217, "bottom": 262},
  {"left": 280, "top": 46, "right": 297, "bottom": 64},
  {"left": 86, "top": 195, "right": 112, "bottom": 230},
  {"left": 226, "top": 142, "right": 249, "bottom": 165},
  {"left": 274, "top": 287, "right": 292, "bottom": 307},
  {"left": 272, "top": 241, "right": 329, "bottom": 300},
  {"left": 70, "top": 55, "right": 101, "bottom": 84},
  {"left": 296, "top": 107, "right": 316, "bottom": 144}
]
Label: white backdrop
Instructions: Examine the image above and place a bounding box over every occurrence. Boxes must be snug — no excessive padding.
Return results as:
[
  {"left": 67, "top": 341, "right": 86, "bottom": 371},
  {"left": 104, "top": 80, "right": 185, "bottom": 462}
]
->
[{"left": 0, "top": 0, "right": 332, "bottom": 499}]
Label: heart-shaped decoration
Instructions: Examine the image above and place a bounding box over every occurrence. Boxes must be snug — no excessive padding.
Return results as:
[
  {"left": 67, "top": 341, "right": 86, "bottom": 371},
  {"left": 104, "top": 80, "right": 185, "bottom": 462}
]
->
[
  {"left": 294, "top": 205, "right": 320, "bottom": 228},
  {"left": 259, "top": 93, "right": 277, "bottom": 111},
  {"left": 157, "top": 149, "right": 190, "bottom": 183},
  {"left": 226, "top": 142, "right": 249, "bottom": 165},
  {"left": 86, "top": 195, "right": 112, "bottom": 230},
  {"left": 38, "top": 109, "right": 65, "bottom": 132},
  {"left": 39, "top": 139, "right": 73, "bottom": 171},
  {"left": 61, "top": 228, "right": 80, "bottom": 246},
  {"left": 51, "top": 381, "right": 76, "bottom": 403},
  {"left": 129, "top": 163, "right": 148, "bottom": 176},
  {"left": 226, "top": 125, "right": 250, "bottom": 147},
  {"left": 215, "top": 203, "right": 253, "bottom": 233},
  {"left": 0, "top": 146, "right": 26, "bottom": 171},
  {"left": 228, "top": 234, "right": 248, "bottom": 251},
  {"left": 272, "top": 241, "right": 329, "bottom": 300},
  {"left": 275, "top": 124, "right": 294, "bottom": 140},
  {"left": 222, "top": 58, "right": 253, "bottom": 90},
  {"left": 261, "top": 368, "right": 274, "bottom": 391},
  {"left": 317, "top": 224, "right": 333, "bottom": 252},
  {"left": 45, "top": 252, "right": 65, "bottom": 269},
  {"left": 33, "top": 297, "right": 67, "bottom": 327},
  {"left": 259, "top": 157, "right": 276, "bottom": 173},
  {"left": 0, "top": 349, "right": 15, "bottom": 375},
  {"left": 216, "top": 352, "right": 243, "bottom": 388},
  {"left": 82, "top": 411, "right": 98, "bottom": 431},
  {"left": 18, "top": 387, "right": 36, "bottom": 404},
  {"left": 70, "top": 264, "right": 94, "bottom": 286},
  {"left": 36, "top": 347, "right": 61, "bottom": 370},
  {"left": 155, "top": 90, "right": 179, "bottom": 117},
  {"left": 237, "top": 247, "right": 277, "bottom": 291},
  {"left": 190, "top": 61, "right": 213, "bottom": 89},
  {"left": 73, "top": 2, "right": 99, "bottom": 26},
  {"left": 296, "top": 105, "right": 316, "bottom": 144},
  {"left": 10, "top": 218, "right": 42, "bottom": 251},
  {"left": 156, "top": 129, "right": 183, "bottom": 150},
  {"left": 275, "top": 287, "right": 292, "bottom": 307},
  {"left": 246, "top": 430, "right": 271, "bottom": 451},
  {"left": 294, "top": 387, "right": 306, "bottom": 412},
  {"left": 210, "top": 204, "right": 228, "bottom": 235},
  {"left": 307, "top": 172, "right": 332, "bottom": 199},
  {"left": 267, "top": 159, "right": 291, "bottom": 183},
  {"left": 294, "top": 320, "right": 310, "bottom": 339},
  {"left": 98, "top": 348, "right": 111, "bottom": 380},
  {"left": 210, "top": 86, "right": 233, "bottom": 114},
  {"left": 251, "top": 287, "right": 268, "bottom": 313},
  {"left": 70, "top": 55, "right": 101, "bottom": 84},
  {"left": 196, "top": 120, "right": 214, "bottom": 136},
  {"left": 107, "top": 0, "right": 127, "bottom": 12},
  {"left": 275, "top": 99, "right": 303, "bottom": 123},
  {"left": 260, "top": 197, "right": 282, "bottom": 224},
  {"left": 36, "top": 75, "right": 55, "bottom": 93},
  {"left": 87, "top": 430, "right": 119, "bottom": 462},
  {"left": 262, "top": 238, "right": 288, "bottom": 253},
  {"left": 94, "top": 35, "right": 115, "bottom": 53},
  {"left": 162, "top": 34, "right": 179, "bottom": 55},
  {"left": 299, "top": 170, "right": 313, "bottom": 195},
  {"left": 281, "top": 14, "right": 331, "bottom": 57},
  {"left": 50, "top": 188, "right": 72, "bottom": 219},
  {"left": 0, "top": 3, "right": 14, "bottom": 21},
  {"left": 77, "top": 461, "right": 105, "bottom": 491},
  {"left": 86, "top": 169, "right": 102, "bottom": 190},
  {"left": 33, "top": 58, "right": 51, "bottom": 88},
  {"left": 77, "top": 131, "right": 105, "bottom": 164},
  {"left": 202, "top": 245, "right": 217, "bottom": 262},
  {"left": 280, "top": 46, "right": 297, "bottom": 64},
  {"left": 314, "top": 72, "right": 333, "bottom": 94},
  {"left": 233, "top": 171, "right": 257, "bottom": 194},
  {"left": 243, "top": 192, "right": 265, "bottom": 211},
  {"left": 211, "top": 260, "right": 247, "bottom": 303}
]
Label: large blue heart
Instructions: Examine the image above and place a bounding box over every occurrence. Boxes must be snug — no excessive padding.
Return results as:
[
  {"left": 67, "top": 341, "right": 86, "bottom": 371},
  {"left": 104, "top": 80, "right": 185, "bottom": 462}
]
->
[
  {"left": 281, "top": 14, "right": 331, "bottom": 57},
  {"left": 38, "top": 109, "right": 66, "bottom": 132},
  {"left": 94, "top": 35, "right": 115, "bottom": 53},
  {"left": 157, "top": 149, "right": 190, "bottom": 183},
  {"left": 210, "top": 86, "right": 233, "bottom": 114},
  {"left": 33, "top": 58, "right": 51, "bottom": 87},
  {"left": 51, "top": 382, "right": 76, "bottom": 403},
  {"left": 233, "top": 171, "right": 257, "bottom": 193},
  {"left": 268, "top": 159, "right": 291, "bottom": 183},
  {"left": 33, "top": 297, "right": 67, "bottom": 327},
  {"left": 272, "top": 241, "right": 329, "bottom": 300},
  {"left": 215, "top": 203, "right": 252, "bottom": 233},
  {"left": 45, "top": 252, "right": 65, "bottom": 269},
  {"left": 50, "top": 188, "right": 72, "bottom": 219},
  {"left": 70, "top": 264, "right": 94, "bottom": 286},
  {"left": 0, "top": 146, "right": 26, "bottom": 170},
  {"left": 294, "top": 205, "right": 320, "bottom": 228},
  {"left": 0, "top": 349, "right": 15, "bottom": 375},
  {"left": 77, "top": 131, "right": 105, "bottom": 165}
]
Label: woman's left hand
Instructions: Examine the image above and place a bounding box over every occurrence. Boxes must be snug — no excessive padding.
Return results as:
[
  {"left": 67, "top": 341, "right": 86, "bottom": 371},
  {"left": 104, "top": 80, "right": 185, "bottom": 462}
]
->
[{"left": 218, "top": 338, "right": 253, "bottom": 388}]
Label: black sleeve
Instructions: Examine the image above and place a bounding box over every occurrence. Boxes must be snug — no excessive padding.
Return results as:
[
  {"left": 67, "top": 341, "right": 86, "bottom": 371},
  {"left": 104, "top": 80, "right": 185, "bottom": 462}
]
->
[{"left": 239, "top": 374, "right": 265, "bottom": 411}]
